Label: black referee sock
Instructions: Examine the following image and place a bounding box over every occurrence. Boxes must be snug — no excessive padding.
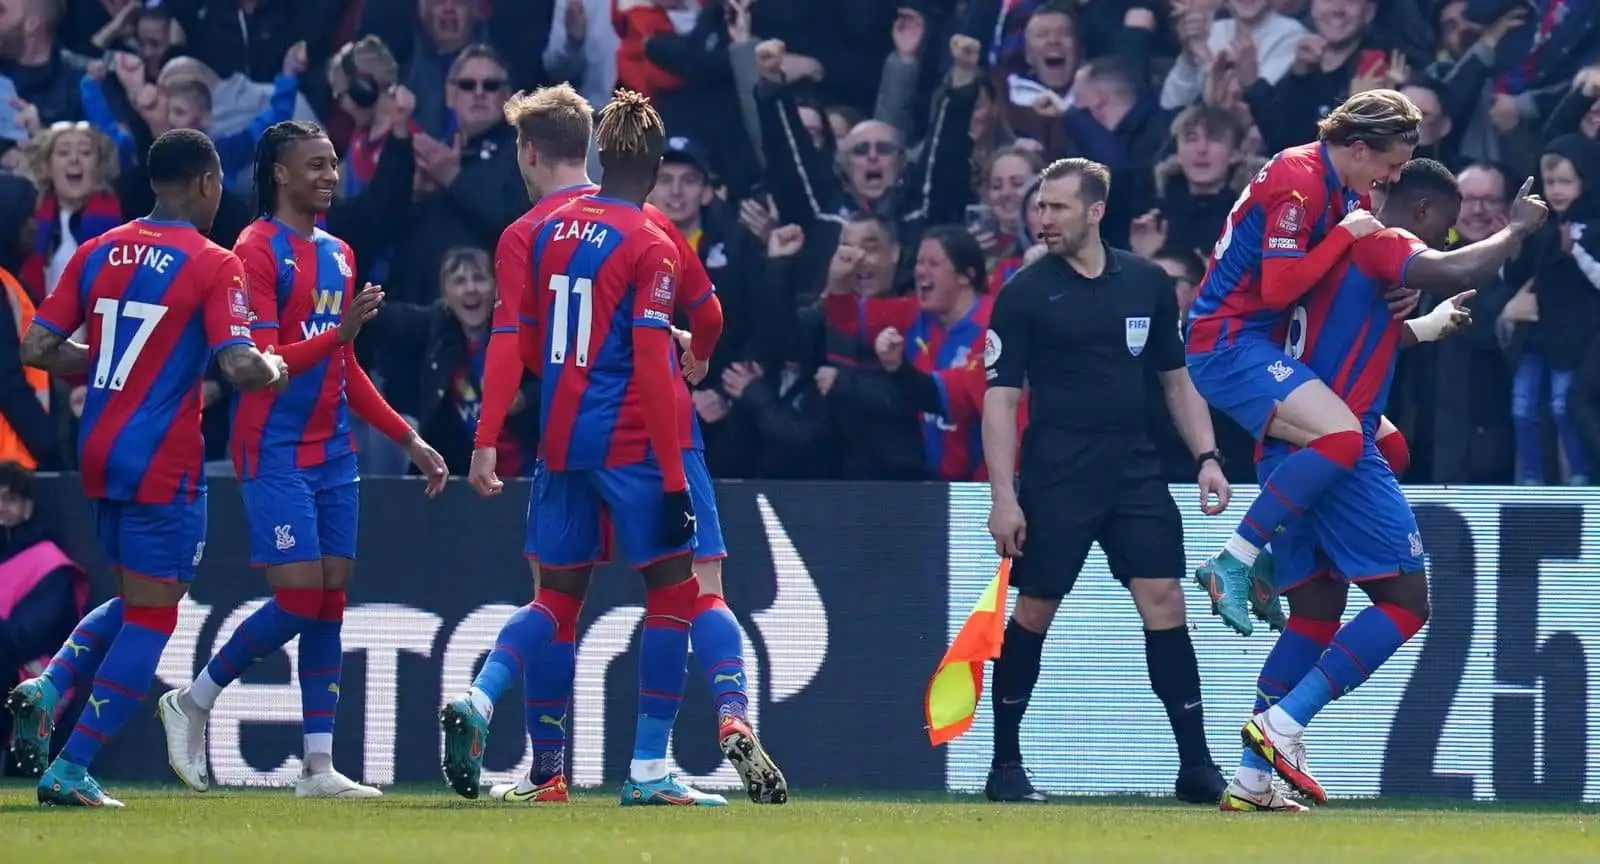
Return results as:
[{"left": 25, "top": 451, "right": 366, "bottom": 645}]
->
[
  {"left": 1144, "top": 625, "right": 1213, "bottom": 767},
  {"left": 991, "top": 620, "right": 1045, "bottom": 766}
]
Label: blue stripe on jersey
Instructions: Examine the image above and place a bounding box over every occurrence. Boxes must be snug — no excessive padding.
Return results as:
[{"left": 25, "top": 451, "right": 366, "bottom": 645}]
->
[
  {"left": 566, "top": 298, "right": 634, "bottom": 468},
  {"left": 255, "top": 357, "right": 333, "bottom": 474},
  {"left": 536, "top": 218, "right": 630, "bottom": 468},
  {"left": 1301, "top": 268, "right": 1388, "bottom": 421},
  {"left": 1190, "top": 207, "right": 1267, "bottom": 319},
  {"left": 81, "top": 245, "right": 211, "bottom": 502},
  {"left": 268, "top": 229, "right": 296, "bottom": 316}
]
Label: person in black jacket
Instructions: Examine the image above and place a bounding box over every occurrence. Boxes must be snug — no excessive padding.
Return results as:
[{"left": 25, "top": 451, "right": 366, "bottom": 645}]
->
[
  {"left": 369, "top": 246, "right": 538, "bottom": 477},
  {"left": 1507, "top": 134, "right": 1600, "bottom": 484},
  {"left": 752, "top": 32, "right": 979, "bottom": 262},
  {"left": 649, "top": 137, "right": 773, "bottom": 477}
]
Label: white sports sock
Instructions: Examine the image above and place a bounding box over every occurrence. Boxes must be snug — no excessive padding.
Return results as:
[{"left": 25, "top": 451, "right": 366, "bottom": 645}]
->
[
  {"left": 467, "top": 687, "right": 494, "bottom": 720},
  {"left": 630, "top": 758, "right": 668, "bottom": 783},
  {"left": 188, "top": 669, "right": 223, "bottom": 711},
  {"left": 303, "top": 735, "right": 334, "bottom": 776},
  {"left": 1223, "top": 534, "right": 1260, "bottom": 565},
  {"left": 1265, "top": 705, "right": 1305, "bottom": 738},
  {"left": 1233, "top": 766, "right": 1273, "bottom": 794}
]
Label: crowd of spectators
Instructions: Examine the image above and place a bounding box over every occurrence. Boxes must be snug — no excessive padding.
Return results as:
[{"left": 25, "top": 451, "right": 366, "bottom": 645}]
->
[{"left": 2, "top": 0, "right": 1599, "bottom": 487}]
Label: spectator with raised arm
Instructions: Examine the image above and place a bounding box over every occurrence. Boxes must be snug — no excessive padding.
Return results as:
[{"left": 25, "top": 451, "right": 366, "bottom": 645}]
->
[
  {"left": 388, "top": 44, "right": 523, "bottom": 306},
  {"left": 0, "top": 0, "right": 89, "bottom": 125},
  {"left": 542, "top": 0, "right": 617, "bottom": 112},
  {"left": 1161, "top": 0, "right": 1307, "bottom": 112}
]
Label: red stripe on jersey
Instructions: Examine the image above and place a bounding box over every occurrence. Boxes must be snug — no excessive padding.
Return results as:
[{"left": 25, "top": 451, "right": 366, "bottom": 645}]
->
[
  {"left": 529, "top": 197, "right": 680, "bottom": 471},
  {"left": 231, "top": 220, "right": 357, "bottom": 477},
  {"left": 138, "top": 385, "right": 205, "bottom": 500},
  {"left": 1188, "top": 143, "right": 1347, "bottom": 353},
  {"left": 43, "top": 221, "right": 252, "bottom": 502}
]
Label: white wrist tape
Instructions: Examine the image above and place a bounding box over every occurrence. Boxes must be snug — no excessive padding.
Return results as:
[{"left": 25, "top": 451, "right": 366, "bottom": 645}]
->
[{"left": 1406, "top": 303, "right": 1455, "bottom": 343}]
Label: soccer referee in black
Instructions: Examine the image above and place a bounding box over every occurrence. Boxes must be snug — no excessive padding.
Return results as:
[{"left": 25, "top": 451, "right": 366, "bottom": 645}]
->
[{"left": 981, "top": 158, "right": 1231, "bottom": 805}]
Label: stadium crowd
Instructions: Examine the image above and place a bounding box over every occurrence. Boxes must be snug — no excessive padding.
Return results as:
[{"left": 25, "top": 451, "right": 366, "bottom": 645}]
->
[{"left": 1, "top": 0, "right": 1599, "bottom": 487}]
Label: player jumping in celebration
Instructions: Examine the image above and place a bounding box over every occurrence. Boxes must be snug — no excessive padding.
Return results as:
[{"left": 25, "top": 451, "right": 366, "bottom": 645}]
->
[
  {"left": 1184, "top": 90, "right": 1423, "bottom": 637},
  {"left": 156, "top": 121, "right": 448, "bottom": 799},
  {"left": 4, "top": 130, "right": 289, "bottom": 807},
  {"left": 1222, "top": 160, "right": 1548, "bottom": 811},
  {"left": 442, "top": 89, "right": 729, "bottom": 807},
  {"left": 461, "top": 85, "right": 785, "bottom": 805}
]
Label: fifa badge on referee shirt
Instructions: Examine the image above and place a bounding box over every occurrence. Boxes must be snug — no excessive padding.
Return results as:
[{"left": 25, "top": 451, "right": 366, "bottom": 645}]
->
[{"left": 1125, "top": 317, "right": 1150, "bottom": 357}]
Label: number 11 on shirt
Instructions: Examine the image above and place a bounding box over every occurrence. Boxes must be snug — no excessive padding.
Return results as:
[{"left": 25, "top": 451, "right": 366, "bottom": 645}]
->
[{"left": 548, "top": 275, "right": 593, "bottom": 367}]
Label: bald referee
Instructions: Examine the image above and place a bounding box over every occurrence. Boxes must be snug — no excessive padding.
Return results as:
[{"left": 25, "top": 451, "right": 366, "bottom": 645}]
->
[{"left": 981, "top": 158, "right": 1230, "bottom": 804}]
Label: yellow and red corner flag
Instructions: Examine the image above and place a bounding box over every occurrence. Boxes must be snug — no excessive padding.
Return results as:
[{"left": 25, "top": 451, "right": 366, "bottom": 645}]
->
[{"left": 925, "top": 558, "right": 1011, "bottom": 746}]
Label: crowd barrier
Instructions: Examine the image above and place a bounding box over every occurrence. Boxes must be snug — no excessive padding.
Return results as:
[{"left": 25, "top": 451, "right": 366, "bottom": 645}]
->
[{"left": 26, "top": 476, "right": 1599, "bottom": 801}]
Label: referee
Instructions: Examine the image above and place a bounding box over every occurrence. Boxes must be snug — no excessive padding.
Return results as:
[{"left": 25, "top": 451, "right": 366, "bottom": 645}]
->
[{"left": 981, "top": 158, "right": 1230, "bottom": 805}]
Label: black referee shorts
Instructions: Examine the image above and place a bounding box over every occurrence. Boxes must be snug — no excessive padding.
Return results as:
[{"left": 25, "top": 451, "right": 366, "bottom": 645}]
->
[{"left": 1012, "top": 474, "right": 1187, "bottom": 599}]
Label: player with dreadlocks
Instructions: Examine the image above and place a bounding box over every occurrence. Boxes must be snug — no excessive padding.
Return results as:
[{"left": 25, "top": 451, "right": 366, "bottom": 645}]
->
[
  {"left": 441, "top": 89, "right": 757, "bottom": 808},
  {"left": 157, "top": 120, "right": 448, "bottom": 799}
]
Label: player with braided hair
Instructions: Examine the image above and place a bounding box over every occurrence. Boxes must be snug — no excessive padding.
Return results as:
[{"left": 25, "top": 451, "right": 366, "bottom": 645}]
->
[
  {"left": 442, "top": 89, "right": 757, "bottom": 808},
  {"left": 157, "top": 120, "right": 447, "bottom": 799},
  {"left": 458, "top": 84, "right": 784, "bottom": 807}
]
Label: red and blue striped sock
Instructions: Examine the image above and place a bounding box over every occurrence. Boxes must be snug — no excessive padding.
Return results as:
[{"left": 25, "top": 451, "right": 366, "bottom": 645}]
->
[
  {"left": 1233, "top": 431, "right": 1363, "bottom": 551},
  {"left": 472, "top": 595, "right": 562, "bottom": 716},
  {"left": 634, "top": 577, "right": 698, "bottom": 766},
  {"left": 193, "top": 588, "right": 320, "bottom": 709},
  {"left": 1278, "top": 602, "right": 1426, "bottom": 726},
  {"left": 691, "top": 594, "right": 748, "bottom": 723},
  {"left": 523, "top": 589, "right": 581, "bottom": 783},
  {"left": 298, "top": 589, "right": 345, "bottom": 759},
  {"left": 41, "top": 597, "right": 124, "bottom": 695},
  {"left": 1241, "top": 615, "right": 1338, "bottom": 773},
  {"left": 60, "top": 604, "right": 176, "bottom": 769}
]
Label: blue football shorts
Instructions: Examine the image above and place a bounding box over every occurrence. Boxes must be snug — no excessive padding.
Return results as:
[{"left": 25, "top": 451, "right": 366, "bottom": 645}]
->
[
  {"left": 1259, "top": 439, "right": 1426, "bottom": 593},
  {"left": 1187, "top": 340, "right": 1318, "bottom": 440},
  {"left": 238, "top": 451, "right": 360, "bottom": 567},
  {"left": 524, "top": 450, "right": 725, "bottom": 567},
  {"left": 91, "top": 496, "right": 208, "bottom": 583}
]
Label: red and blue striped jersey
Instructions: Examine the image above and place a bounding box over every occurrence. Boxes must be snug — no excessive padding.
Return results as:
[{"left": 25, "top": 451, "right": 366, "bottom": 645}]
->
[
  {"left": 519, "top": 195, "right": 682, "bottom": 471},
  {"left": 229, "top": 218, "right": 358, "bottom": 478},
  {"left": 33, "top": 219, "right": 253, "bottom": 502},
  {"left": 494, "top": 183, "right": 714, "bottom": 450},
  {"left": 1278, "top": 227, "right": 1427, "bottom": 432},
  {"left": 1188, "top": 142, "right": 1365, "bottom": 352},
  {"left": 907, "top": 297, "right": 993, "bottom": 481}
]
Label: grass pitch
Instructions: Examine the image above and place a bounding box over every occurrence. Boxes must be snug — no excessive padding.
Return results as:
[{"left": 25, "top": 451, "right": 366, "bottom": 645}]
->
[{"left": 1, "top": 784, "right": 1595, "bottom": 863}]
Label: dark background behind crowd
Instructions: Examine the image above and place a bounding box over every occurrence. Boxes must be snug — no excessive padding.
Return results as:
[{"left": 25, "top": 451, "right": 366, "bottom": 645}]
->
[{"left": 2, "top": 0, "right": 1599, "bottom": 489}]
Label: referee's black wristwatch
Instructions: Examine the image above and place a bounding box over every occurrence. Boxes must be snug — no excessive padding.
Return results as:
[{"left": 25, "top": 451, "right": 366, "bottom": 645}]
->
[{"left": 1196, "top": 449, "right": 1225, "bottom": 470}]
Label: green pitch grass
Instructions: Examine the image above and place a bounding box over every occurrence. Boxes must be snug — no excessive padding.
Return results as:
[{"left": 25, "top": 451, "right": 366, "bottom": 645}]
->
[{"left": 1, "top": 785, "right": 1596, "bottom": 863}]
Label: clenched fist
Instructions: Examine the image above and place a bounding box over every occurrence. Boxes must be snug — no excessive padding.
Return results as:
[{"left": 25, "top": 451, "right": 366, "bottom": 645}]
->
[{"left": 875, "top": 327, "right": 906, "bottom": 372}]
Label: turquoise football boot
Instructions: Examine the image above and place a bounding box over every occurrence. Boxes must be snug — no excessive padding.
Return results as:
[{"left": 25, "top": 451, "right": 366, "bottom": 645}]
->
[
  {"left": 619, "top": 774, "right": 728, "bottom": 807},
  {"left": 1193, "top": 550, "right": 1255, "bottom": 636},
  {"left": 6, "top": 677, "right": 60, "bottom": 776},
  {"left": 37, "top": 760, "right": 124, "bottom": 808},
  {"left": 1248, "top": 548, "right": 1287, "bottom": 633},
  {"left": 438, "top": 697, "right": 490, "bottom": 799}
]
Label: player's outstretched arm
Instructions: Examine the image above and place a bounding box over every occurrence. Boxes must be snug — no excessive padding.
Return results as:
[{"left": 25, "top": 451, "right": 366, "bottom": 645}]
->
[
  {"left": 1406, "top": 179, "right": 1549, "bottom": 294},
  {"left": 216, "top": 343, "right": 287, "bottom": 392},
  {"left": 19, "top": 324, "right": 89, "bottom": 375},
  {"left": 346, "top": 351, "right": 446, "bottom": 496},
  {"left": 1402, "top": 290, "right": 1475, "bottom": 346}
]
